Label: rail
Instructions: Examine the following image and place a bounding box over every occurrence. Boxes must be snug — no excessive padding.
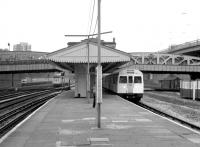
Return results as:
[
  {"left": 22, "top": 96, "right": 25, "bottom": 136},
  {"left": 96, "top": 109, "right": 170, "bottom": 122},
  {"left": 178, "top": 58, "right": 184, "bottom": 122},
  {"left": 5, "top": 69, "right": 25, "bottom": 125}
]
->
[{"left": 0, "top": 88, "right": 67, "bottom": 137}]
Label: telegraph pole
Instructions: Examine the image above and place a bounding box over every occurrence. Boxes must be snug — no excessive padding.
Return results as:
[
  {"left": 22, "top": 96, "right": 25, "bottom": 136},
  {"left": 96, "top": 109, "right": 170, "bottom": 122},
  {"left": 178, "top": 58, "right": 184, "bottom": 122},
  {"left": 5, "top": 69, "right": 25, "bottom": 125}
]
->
[
  {"left": 97, "top": 0, "right": 101, "bottom": 128},
  {"left": 65, "top": 0, "right": 109, "bottom": 128}
]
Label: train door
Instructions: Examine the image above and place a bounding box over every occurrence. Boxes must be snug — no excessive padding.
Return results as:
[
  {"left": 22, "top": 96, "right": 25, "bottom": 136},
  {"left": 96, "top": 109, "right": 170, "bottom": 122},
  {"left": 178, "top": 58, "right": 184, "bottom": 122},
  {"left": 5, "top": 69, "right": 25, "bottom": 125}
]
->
[
  {"left": 133, "top": 76, "right": 143, "bottom": 93},
  {"left": 128, "top": 76, "right": 133, "bottom": 93},
  {"left": 118, "top": 76, "right": 127, "bottom": 94}
]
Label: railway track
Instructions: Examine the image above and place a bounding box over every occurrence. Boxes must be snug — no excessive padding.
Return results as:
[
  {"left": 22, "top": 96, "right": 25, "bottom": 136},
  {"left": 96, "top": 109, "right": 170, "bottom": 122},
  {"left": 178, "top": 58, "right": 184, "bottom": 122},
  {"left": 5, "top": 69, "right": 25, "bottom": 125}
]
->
[
  {"left": 123, "top": 92, "right": 200, "bottom": 133},
  {"left": 0, "top": 91, "right": 32, "bottom": 101},
  {"left": 137, "top": 101, "right": 200, "bottom": 132},
  {"left": 0, "top": 88, "right": 64, "bottom": 137}
]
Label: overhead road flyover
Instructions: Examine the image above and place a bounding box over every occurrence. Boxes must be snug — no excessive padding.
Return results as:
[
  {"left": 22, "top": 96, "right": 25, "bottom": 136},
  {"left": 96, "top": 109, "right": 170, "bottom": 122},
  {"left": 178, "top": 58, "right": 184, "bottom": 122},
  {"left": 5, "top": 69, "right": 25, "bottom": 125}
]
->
[
  {"left": 46, "top": 41, "right": 131, "bottom": 98},
  {"left": 0, "top": 59, "right": 64, "bottom": 74},
  {"left": 159, "top": 39, "right": 200, "bottom": 56}
]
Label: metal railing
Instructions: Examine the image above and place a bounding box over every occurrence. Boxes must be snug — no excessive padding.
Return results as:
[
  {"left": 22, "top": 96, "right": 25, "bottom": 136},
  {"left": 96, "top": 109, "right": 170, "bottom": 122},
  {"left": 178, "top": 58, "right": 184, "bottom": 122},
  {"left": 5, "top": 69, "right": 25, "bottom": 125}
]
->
[{"left": 160, "top": 39, "right": 200, "bottom": 53}]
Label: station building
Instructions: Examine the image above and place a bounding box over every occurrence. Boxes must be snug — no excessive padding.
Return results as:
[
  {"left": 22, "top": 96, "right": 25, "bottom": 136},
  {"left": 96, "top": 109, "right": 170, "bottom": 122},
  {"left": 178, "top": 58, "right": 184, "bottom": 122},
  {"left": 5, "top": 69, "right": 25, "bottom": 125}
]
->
[{"left": 47, "top": 38, "right": 131, "bottom": 97}]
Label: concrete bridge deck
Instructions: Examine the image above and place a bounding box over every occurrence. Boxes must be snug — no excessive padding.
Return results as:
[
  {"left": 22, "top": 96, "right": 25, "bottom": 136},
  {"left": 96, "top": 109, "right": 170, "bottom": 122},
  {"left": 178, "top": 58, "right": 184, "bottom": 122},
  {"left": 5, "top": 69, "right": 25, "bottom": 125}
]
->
[{"left": 0, "top": 60, "right": 62, "bottom": 73}]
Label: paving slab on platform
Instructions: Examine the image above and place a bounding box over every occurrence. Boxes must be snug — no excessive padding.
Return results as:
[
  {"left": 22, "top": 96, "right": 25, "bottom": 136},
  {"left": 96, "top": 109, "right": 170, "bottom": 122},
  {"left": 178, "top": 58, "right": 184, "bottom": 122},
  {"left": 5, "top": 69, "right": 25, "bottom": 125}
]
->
[{"left": 1, "top": 90, "right": 200, "bottom": 147}]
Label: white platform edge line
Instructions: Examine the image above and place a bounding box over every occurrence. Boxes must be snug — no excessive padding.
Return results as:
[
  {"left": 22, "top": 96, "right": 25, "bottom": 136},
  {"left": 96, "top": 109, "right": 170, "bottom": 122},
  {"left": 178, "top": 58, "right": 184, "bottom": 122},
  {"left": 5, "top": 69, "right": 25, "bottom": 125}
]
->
[
  {"left": 116, "top": 95, "right": 200, "bottom": 135},
  {"left": 0, "top": 92, "right": 61, "bottom": 144}
]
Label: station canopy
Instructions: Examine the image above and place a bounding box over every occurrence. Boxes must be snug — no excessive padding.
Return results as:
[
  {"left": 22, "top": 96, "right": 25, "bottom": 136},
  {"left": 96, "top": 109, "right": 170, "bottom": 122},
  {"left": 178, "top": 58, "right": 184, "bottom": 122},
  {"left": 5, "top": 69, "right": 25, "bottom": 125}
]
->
[{"left": 46, "top": 41, "right": 131, "bottom": 73}]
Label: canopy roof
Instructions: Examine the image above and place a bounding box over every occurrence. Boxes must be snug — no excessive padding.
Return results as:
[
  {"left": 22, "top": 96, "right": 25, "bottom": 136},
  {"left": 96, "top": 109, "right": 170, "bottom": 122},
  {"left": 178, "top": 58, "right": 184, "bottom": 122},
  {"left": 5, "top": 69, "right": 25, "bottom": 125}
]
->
[{"left": 46, "top": 42, "right": 131, "bottom": 63}]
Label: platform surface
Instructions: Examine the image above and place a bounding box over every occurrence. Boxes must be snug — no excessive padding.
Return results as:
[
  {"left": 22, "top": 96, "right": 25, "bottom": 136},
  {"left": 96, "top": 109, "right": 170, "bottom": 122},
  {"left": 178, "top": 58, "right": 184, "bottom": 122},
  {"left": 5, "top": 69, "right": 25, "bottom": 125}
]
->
[{"left": 1, "top": 90, "right": 200, "bottom": 147}]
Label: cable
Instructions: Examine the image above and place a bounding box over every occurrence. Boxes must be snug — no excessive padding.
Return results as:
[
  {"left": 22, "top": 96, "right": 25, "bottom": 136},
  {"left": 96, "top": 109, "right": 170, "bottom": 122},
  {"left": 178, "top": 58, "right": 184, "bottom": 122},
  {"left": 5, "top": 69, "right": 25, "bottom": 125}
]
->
[
  {"left": 88, "top": 0, "right": 96, "bottom": 35},
  {"left": 87, "top": 0, "right": 94, "bottom": 35},
  {"left": 92, "top": 17, "right": 98, "bottom": 38}
]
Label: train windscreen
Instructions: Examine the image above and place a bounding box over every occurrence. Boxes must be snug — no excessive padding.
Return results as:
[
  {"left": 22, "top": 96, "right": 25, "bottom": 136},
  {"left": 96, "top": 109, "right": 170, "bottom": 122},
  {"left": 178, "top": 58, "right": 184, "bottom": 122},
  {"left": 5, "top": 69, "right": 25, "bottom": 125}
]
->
[
  {"left": 119, "top": 76, "right": 127, "bottom": 83},
  {"left": 134, "top": 76, "right": 142, "bottom": 83}
]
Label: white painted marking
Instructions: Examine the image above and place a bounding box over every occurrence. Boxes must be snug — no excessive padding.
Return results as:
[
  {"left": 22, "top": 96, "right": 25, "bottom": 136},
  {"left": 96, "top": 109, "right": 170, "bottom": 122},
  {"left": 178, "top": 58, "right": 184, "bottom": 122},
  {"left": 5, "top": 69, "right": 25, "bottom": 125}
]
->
[
  {"left": 149, "top": 129, "right": 172, "bottom": 134},
  {"left": 0, "top": 95, "right": 58, "bottom": 144},
  {"left": 106, "top": 123, "right": 133, "bottom": 129},
  {"left": 89, "top": 138, "right": 109, "bottom": 142},
  {"left": 82, "top": 117, "right": 95, "bottom": 120},
  {"left": 59, "top": 129, "right": 74, "bottom": 135},
  {"left": 187, "top": 137, "right": 200, "bottom": 144},
  {"left": 139, "top": 112, "right": 150, "bottom": 115},
  {"left": 101, "top": 117, "right": 107, "bottom": 120},
  {"left": 111, "top": 117, "right": 125, "bottom": 120},
  {"left": 92, "top": 143, "right": 113, "bottom": 146},
  {"left": 56, "top": 141, "right": 62, "bottom": 147},
  {"left": 112, "top": 120, "right": 128, "bottom": 123},
  {"left": 59, "top": 129, "right": 84, "bottom": 135},
  {"left": 62, "top": 119, "right": 75, "bottom": 123},
  {"left": 118, "top": 96, "right": 200, "bottom": 135},
  {"left": 88, "top": 138, "right": 112, "bottom": 146},
  {"left": 135, "top": 118, "right": 152, "bottom": 122},
  {"left": 56, "top": 141, "right": 76, "bottom": 147}
]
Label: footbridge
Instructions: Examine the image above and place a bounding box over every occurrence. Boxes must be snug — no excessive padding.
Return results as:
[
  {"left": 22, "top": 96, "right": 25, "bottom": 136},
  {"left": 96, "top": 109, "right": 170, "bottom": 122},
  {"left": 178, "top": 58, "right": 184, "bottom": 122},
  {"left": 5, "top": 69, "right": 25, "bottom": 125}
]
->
[
  {"left": 116, "top": 53, "right": 200, "bottom": 76},
  {"left": 1, "top": 51, "right": 200, "bottom": 74}
]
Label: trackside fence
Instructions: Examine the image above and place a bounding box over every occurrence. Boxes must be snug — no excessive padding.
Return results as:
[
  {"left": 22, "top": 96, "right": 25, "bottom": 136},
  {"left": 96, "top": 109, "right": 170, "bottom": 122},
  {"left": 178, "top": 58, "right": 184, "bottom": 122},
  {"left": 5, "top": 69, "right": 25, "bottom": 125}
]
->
[{"left": 180, "top": 80, "right": 200, "bottom": 100}]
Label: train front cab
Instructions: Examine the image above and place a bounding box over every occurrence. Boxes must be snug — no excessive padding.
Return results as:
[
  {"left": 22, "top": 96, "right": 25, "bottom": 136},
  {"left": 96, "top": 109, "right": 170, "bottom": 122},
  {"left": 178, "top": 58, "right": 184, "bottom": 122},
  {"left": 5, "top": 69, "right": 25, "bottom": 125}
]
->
[{"left": 118, "top": 74, "right": 143, "bottom": 101}]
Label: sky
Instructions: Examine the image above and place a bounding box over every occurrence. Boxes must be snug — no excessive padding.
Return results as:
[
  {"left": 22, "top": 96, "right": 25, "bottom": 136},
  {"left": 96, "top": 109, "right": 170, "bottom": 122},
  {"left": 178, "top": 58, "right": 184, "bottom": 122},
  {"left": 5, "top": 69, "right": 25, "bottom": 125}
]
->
[{"left": 0, "top": 0, "right": 200, "bottom": 53}]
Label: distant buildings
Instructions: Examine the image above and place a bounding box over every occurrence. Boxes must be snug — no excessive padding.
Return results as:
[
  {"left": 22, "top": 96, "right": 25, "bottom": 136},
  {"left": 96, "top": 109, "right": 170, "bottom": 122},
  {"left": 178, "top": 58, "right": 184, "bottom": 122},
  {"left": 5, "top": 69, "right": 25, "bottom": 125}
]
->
[
  {"left": 13, "top": 42, "right": 31, "bottom": 51},
  {"left": 0, "top": 51, "right": 47, "bottom": 61},
  {"left": 0, "top": 48, "right": 9, "bottom": 51}
]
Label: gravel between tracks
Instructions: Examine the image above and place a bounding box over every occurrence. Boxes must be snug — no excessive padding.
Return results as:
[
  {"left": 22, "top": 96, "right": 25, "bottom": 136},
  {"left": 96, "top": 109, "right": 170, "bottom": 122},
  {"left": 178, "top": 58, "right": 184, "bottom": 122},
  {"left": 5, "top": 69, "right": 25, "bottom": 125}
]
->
[{"left": 143, "top": 91, "right": 200, "bottom": 127}]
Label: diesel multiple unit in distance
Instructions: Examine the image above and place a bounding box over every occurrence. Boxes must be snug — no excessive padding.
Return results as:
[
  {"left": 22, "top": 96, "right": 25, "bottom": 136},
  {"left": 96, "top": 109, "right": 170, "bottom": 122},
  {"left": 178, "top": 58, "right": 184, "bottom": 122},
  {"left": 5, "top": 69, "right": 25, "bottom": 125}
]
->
[
  {"left": 103, "top": 69, "right": 144, "bottom": 102},
  {"left": 52, "top": 73, "right": 69, "bottom": 87}
]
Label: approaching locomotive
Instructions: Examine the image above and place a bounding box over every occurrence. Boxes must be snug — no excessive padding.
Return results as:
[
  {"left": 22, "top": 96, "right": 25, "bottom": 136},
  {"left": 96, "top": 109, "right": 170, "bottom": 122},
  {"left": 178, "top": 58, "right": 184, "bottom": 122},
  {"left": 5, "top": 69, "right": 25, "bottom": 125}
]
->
[{"left": 103, "top": 68, "right": 144, "bottom": 101}]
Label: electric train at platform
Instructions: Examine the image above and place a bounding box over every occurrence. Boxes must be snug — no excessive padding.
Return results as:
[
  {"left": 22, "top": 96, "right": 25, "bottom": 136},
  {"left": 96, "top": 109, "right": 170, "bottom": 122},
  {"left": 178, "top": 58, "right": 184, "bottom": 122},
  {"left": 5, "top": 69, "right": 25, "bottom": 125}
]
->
[{"left": 103, "top": 68, "right": 144, "bottom": 102}]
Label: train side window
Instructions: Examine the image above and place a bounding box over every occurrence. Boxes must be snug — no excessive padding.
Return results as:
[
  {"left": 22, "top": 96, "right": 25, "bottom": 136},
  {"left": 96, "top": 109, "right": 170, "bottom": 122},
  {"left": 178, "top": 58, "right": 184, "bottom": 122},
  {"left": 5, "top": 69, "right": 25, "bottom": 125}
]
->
[
  {"left": 119, "top": 76, "right": 127, "bottom": 83},
  {"left": 128, "top": 76, "right": 133, "bottom": 83},
  {"left": 113, "top": 75, "right": 117, "bottom": 84},
  {"left": 134, "top": 76, "right": 142, "bottom": 83}
]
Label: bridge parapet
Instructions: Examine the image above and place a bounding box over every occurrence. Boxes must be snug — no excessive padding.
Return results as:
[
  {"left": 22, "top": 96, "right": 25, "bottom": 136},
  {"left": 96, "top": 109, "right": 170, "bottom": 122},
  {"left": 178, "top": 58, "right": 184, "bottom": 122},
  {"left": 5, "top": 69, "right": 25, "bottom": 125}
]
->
[
  {"left": 160, "top": 39, "right": 200, "bottom": 54},
  {"left": 0, "top": 59, "right": 63, "bottom": 73},
  {"left": 130, "top": 53, "right": 200, "bottom": 66},
  {"left": 0, "top": 59, "right": 48, "bottom": 65}
]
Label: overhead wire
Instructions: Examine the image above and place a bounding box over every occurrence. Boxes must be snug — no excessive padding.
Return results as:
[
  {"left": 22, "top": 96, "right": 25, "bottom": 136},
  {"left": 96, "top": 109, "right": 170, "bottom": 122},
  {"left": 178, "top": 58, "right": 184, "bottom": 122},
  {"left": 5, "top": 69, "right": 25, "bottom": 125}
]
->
[
  {"left": 92, "top": 17, "right": 98, "bottom": 38},
  {"left": 88, "top": 0, "right": 96, "bottom": 36},
  {"left": 87, "top": 0, "right": 94, "bottom": 36},
  {"left": 92, "top": 0, "right": 101, "bottom": 38}
]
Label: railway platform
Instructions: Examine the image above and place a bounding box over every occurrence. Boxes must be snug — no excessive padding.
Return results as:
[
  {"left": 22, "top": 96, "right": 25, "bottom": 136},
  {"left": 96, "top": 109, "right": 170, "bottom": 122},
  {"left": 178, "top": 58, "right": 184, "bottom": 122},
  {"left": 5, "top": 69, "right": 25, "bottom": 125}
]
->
[{"left": 1, "top": 90, "right": 200, "bottom": 147}]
